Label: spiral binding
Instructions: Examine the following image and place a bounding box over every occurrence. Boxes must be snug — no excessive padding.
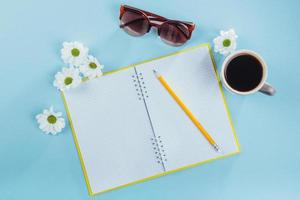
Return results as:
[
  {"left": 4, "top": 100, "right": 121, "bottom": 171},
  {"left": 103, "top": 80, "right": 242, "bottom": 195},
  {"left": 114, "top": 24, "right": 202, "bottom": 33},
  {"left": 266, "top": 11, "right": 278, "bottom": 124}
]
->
[
  {"left": 132, "top": 68, "right": 166, "bottom": 167},
  {"left": 131, "top": 71, "right": 149, "bottom": 101},
  {"left": 150, "top": 135, "right": 167, "bottom": 164}
]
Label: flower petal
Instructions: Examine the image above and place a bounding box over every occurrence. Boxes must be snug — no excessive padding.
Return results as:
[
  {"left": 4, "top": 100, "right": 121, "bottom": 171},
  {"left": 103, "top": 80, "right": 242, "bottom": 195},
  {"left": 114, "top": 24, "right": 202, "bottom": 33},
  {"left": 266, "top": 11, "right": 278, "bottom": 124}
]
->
[{"left": 36, "top": 107, "right": 65, "bottom": 135}]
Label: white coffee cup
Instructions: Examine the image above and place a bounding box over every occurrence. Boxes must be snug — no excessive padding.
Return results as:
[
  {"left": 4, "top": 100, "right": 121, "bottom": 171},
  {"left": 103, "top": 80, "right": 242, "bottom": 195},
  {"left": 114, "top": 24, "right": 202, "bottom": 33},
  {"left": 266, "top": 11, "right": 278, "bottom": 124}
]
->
[{"left": 221, "top": 50, "right": 276, "bottom": 96}]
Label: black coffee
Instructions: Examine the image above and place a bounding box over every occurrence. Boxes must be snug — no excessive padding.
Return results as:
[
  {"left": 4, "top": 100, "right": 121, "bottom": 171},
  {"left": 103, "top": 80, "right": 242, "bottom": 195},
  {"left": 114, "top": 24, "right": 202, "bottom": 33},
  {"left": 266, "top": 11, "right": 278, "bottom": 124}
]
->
[{"left": 225, "top": 54, "right": 263, "bottom": 92}]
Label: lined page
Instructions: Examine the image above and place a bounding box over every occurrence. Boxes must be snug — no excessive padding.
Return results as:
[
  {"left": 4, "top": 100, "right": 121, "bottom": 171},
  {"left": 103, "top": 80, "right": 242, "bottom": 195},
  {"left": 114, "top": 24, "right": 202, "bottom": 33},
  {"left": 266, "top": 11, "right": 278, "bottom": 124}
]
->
[
  {"left": 135, "top": 46, "right": 239, "bottom": 171},
  {"left": 63, "top": 68, "right": 163, "bottom": 194}
]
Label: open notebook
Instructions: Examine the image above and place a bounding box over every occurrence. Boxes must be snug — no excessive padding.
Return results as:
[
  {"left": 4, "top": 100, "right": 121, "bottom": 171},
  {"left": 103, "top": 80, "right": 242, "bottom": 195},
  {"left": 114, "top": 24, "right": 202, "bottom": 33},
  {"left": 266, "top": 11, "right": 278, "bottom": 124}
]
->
[{"left": 62, "top": 44, "right": 240, "bottom": 195}]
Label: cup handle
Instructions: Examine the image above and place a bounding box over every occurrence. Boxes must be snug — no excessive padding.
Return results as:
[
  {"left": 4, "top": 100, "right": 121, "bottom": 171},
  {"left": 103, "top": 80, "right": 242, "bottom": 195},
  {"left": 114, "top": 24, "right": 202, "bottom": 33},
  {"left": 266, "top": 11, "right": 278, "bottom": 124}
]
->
[{"left": 259, "top": 82, "right": 276, "bottom": 96}]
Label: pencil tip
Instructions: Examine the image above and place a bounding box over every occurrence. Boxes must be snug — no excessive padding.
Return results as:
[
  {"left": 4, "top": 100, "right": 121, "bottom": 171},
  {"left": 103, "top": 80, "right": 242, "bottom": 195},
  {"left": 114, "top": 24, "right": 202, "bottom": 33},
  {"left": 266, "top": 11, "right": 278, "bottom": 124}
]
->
[
  {"left": 153, "top": 69, "right": 159, "bottom": 77},
  {"left": 213, "top": 144, "right": 222, "bottom": 153}
]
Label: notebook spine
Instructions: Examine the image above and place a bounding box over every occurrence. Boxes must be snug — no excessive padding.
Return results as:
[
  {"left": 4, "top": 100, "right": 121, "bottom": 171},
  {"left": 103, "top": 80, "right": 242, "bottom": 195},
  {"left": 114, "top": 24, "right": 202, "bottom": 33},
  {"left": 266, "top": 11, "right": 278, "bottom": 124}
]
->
[{"left": 132, "top": 67, "right": 166, "bottom": 169}]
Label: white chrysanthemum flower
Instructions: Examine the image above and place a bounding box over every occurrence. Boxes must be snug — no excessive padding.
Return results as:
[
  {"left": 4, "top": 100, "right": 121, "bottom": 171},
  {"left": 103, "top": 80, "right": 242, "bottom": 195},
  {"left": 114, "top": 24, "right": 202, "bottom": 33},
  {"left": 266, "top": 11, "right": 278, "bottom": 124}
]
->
[
  {"left": 36, "top": 107, "right": 65, "bottom": 135},
  {"left": 61, "top": 41, "right": 89, "bottom": 67},
  {"left": 79, "top": 55, "right": 104, "bottom": 79},
  {"left": 53, "top": 67, "right": 81, "bottom": 91},
  {"left": 213, "top": 29, "right": 238, "bottom": 55}
]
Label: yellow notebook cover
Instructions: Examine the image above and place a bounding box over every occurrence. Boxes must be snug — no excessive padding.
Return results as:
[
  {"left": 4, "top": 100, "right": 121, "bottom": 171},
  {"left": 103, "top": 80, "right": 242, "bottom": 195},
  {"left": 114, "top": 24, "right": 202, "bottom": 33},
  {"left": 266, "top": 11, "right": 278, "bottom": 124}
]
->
[{"left": 61, "top": 43, "right": 240, "bottom": 196}]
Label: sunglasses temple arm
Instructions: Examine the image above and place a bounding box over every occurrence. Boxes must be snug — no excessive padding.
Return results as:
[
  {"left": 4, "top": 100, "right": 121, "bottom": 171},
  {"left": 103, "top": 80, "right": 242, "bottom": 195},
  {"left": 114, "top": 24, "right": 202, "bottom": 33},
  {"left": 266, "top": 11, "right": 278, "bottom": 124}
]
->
[
  {"left": 144, "top": 11, "right": 167, "bottom": 21},
  {"left": 121, "top": 5, "right": 167, "bottom": 20},
  {"left": 187, "top": 23, "right": 196, "bottom": 32}
]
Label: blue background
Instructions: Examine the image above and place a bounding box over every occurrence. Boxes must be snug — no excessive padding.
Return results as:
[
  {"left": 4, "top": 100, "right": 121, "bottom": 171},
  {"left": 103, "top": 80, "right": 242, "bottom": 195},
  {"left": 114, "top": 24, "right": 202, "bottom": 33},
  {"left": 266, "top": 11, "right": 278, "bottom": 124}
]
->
[{"left": 1, "top": 0, "right": 299, "bottom": 199}]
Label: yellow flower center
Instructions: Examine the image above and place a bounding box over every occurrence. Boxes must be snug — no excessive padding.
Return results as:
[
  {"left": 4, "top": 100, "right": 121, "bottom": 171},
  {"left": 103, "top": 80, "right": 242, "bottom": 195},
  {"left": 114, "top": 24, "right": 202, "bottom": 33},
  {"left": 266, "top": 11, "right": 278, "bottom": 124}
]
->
[
  {"left": 223, "top": 39, "right": 231, "bottom": 47},
  {"left": 47, "top": 115, "right": 57, "bottom": 124},
  {"left": 64, "top": 77, "right": 73, "bottom": 85},
  {"left": 89, "top": 62, "right": 98, "bottom": 69},
  {"left": 71, "top": 48, "right": 80, "bottom": 57}
]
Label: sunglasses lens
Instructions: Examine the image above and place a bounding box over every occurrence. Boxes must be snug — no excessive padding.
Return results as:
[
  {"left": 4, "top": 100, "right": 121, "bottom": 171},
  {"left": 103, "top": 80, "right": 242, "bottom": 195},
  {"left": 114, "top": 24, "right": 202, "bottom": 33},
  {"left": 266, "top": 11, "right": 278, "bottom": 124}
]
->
[
  {"left": 120, "top": 10, "right": 149, "bottom": 36},
  {"left": 159, "top": 22, "right": 189, "bottom": 46}
]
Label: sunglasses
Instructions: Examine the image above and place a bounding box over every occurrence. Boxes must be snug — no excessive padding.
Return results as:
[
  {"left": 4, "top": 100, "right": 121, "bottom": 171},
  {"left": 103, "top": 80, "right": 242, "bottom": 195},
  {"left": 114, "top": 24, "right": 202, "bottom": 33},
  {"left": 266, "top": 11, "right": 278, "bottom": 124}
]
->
[{"left": 119, "top": 5, "right": 196, "bottom": 46}]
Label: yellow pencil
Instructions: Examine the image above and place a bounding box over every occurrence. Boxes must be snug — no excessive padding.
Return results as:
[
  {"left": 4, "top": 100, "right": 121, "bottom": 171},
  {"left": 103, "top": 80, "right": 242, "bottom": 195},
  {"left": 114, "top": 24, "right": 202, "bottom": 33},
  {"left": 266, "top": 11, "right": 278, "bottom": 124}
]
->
[{"left": 153, "top": 70, "right": 220, "bottom": 152}]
